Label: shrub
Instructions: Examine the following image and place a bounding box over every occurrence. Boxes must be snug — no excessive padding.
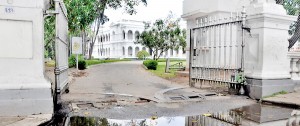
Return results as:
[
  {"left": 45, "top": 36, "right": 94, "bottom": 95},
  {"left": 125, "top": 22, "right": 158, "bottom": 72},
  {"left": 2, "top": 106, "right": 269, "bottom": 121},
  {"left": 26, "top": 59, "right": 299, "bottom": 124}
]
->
[
  {"left": 68, "top": 55, "right": 76, "bottom": 68},
  {"left": 78, "top": 60, "right": 87, "bottom": 70},
  {"left": 143, "top": 60, "right": 158, "bottom": 70},
  {"left": 68, "top": 54, "right": 84, "bottom": 68},
  {"left": 137, "top": 50, "right": 150, "bottom": 60}
]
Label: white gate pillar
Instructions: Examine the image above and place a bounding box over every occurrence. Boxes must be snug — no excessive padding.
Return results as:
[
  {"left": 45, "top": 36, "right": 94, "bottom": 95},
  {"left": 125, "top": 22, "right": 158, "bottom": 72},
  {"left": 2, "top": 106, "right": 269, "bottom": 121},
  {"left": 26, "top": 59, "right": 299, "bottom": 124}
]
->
[
  {"left": 0, "top": 0, "right": 53, "bottom": 116},
  {"left": 245, "top": 0, "right": 296, "bottom": 99}
]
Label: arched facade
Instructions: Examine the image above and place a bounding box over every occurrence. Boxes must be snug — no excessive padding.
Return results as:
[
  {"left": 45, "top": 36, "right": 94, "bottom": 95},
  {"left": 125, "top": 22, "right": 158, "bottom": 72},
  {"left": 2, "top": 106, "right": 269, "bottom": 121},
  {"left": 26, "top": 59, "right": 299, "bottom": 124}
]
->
[{"left": 91, "top": 19, "right": 186, "bottom": 59}]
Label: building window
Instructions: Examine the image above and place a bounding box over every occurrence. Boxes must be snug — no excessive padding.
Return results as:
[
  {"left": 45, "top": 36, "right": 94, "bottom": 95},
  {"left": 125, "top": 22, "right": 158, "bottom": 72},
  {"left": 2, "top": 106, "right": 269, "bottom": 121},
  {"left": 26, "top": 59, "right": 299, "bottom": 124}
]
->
[
  {"left": 135, "top": 47, "right": 140, "bottom": 56},
  {"left": 122, "top": 47, "right": 125, "bottom": 56},
  {"left": 128, "top": 46, "right": 133, "bottom": 57},
  {"left": 135, "top": 31, "right": 140, "bottom": 40},
  {"left": 128, "top": 30, "right": 133, "bottom": 40},
  {"left": 123, "top": 31, "right": 126, "bottom": 40}
]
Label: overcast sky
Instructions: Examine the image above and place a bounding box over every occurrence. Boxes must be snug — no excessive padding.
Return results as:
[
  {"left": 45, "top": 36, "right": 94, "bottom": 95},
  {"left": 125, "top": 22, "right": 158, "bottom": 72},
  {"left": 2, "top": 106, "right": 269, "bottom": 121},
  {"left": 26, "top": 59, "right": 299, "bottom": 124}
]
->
[{"left": 104, "top": 0, "right": 186, "bottom": 27}]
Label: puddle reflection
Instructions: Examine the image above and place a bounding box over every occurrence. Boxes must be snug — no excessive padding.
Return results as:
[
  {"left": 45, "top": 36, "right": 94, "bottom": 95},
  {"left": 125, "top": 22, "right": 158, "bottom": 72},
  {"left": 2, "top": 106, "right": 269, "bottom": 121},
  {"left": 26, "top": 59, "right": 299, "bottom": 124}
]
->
[
  {"left": 66, "top": 104, "right": 300, "bottom": 126},
  {"left": 70, "top": 116, "right": 185, "bottom": 126}
]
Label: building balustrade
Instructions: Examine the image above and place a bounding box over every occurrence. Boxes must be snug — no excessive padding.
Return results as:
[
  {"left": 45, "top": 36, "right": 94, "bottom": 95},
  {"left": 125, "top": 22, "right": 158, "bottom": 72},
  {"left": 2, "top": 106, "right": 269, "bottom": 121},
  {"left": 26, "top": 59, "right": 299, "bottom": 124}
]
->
[{"left": 289, "top": 52, "right": 300, "bottom": 81}]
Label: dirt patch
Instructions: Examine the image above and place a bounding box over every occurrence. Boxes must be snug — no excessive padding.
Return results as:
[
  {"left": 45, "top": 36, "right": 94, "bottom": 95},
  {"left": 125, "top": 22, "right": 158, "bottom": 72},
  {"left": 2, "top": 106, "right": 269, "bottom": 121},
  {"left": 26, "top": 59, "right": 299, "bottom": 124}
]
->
[
  {"left": 168, "top": 75, "right": 189, "bottom": 86},
  {"left": 71, "top": 71, "right": 88, "bottom": 77}
]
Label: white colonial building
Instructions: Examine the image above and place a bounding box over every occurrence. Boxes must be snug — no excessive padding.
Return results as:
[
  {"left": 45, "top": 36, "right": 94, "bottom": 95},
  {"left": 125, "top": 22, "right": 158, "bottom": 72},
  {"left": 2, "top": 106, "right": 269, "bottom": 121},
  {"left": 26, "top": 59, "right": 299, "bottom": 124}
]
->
[{"left": 92, "top": 19, "right": 186, "bottom": 59}]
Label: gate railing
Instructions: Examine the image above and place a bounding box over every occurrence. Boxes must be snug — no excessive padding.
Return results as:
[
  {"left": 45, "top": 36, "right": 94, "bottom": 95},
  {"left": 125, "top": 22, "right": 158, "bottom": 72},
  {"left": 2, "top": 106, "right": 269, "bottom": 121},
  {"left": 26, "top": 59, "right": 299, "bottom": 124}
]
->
[
  {"left": 54, "top": 0, "right": 69, "bottom": 96},
  {"left": 288, "top": 52, "right": 300, "bottom": 81},
  {"left": 189, "top": 11, "right": 246, "bottom": 92}
]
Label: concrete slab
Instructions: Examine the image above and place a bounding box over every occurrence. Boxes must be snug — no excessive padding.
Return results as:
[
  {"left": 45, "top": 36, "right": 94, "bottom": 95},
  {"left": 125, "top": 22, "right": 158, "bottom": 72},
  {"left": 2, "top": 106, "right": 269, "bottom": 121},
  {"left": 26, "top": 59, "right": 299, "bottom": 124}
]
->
[
  {"left": 262, "top": 90, "right": 300, "bottom": 107},
  {"left": 0, "top": 114, "right": 52, "bottom": 126}
]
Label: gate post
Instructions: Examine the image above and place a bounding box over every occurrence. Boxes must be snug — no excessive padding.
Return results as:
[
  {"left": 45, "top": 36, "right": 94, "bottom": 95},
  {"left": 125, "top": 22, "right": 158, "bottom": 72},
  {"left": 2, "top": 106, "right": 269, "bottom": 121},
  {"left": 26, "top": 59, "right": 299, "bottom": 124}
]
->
[
  {"left": 244, "top": 0, "right": 296, "bottom": 99},
  {"left": 0, "top": 0, "right": 53, "bottom": 116}
]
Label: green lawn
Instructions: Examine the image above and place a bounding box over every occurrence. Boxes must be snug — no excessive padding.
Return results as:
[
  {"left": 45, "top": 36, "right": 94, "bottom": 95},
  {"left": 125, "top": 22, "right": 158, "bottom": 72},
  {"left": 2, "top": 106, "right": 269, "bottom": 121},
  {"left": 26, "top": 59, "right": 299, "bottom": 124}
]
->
[
  {"left": 148, "top": 61, "right": 186, "bottom": 79},
  {"left": 46, "top": 59, "right": 131, "bottom": 68},
  {"left": 86, "top": 59, "right": 131, "bottom": 66}
]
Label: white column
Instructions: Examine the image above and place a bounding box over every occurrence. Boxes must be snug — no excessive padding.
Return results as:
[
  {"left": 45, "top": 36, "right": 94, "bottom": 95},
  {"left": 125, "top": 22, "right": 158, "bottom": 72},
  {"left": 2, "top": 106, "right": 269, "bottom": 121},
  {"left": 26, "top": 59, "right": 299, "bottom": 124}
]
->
[
  {"left": 0, "top": 0, "right": 53, "bottom": 116},
  {"left": 245, "top": 0, "right": 296, "bottom": 99},
  {"left": 245, "top": 0, "right": 294, "bottom": 79}
]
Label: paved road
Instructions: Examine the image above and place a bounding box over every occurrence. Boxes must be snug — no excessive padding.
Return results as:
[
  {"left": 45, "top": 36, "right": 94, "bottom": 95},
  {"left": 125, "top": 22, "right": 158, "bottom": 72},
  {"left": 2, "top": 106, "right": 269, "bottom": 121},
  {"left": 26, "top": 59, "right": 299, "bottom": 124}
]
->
[
  {"left": 62, "top": 61, "right": 184, "bottom": 102},
  {"left": 61, "top": 61, "right": 256, "bottom": 119}
]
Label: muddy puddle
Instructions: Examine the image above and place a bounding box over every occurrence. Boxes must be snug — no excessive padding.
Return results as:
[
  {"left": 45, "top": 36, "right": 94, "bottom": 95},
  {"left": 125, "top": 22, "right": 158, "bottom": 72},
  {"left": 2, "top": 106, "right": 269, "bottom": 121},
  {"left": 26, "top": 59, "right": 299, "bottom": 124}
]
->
[{"left": 47, "top": 103, "right": 300, "bottom": 126}]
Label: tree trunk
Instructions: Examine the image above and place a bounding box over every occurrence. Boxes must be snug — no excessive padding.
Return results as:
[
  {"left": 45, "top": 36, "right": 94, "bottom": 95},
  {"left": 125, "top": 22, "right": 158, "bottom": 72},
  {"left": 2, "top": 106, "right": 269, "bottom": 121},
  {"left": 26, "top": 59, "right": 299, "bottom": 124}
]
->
[
  {"left": 288, "top": 14, "right": 300, "bottom": 49},
  {"left": 88, "top": 40, "right": 95, "bottom": 60},
  {"left": 156, "top": 49, "right": 164, "bottom": 60}
]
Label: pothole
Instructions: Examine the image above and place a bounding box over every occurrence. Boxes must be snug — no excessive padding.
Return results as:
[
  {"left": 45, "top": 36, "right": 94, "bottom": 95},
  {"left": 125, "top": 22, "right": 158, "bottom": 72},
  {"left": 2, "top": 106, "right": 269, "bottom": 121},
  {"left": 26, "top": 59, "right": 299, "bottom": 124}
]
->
[
  {"left": 169, "top": 96, "right": 186, "bottom": 100},
  {"left": 204, "top": 93, "right": 217, "bottom": 96},
  {"left": 77, "top": 103, "right": 94, "bottom": 109}
]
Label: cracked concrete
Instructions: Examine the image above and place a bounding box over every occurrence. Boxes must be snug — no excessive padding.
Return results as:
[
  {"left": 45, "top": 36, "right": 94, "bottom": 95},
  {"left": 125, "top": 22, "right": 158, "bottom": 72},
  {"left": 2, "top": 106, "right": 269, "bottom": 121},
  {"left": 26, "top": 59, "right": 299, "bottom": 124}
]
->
[{"left": 59, "top": 61, "right": 256, "bottom": 119}]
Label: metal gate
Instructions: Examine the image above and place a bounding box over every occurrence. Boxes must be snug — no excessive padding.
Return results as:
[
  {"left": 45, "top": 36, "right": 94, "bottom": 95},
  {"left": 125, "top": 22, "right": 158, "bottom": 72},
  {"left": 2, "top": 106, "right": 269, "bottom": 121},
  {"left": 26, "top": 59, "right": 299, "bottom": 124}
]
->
[
  {"left": 54, "top": 0, "right": 69, "bottom": 96},
  {"left": 189, "top": 10, "right": 246, "bottom": 92}
]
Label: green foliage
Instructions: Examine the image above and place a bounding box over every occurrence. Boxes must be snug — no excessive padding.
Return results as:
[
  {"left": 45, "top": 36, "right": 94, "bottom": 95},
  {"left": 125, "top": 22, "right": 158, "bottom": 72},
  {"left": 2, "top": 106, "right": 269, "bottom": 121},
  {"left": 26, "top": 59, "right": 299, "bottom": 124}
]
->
[
  {"left": 137, "top": 50, "right": 150, "bottom": 59},
  {"left": 263, "top": 91, "right": 288, "bottom": 99},
  {"left": 78, "top": 60, "right": 87, "bottom": 70},
  {"left": 64, "top": 0, "right": 98, "bottom": 35},
  {"left": 156, "top": 58, "right": 185, "bottom": 62},
  {"left": 63, "top": 0, "right": 147, "bottom": 59},
  {"left": 68, "top": 55, "right": 76, "bottom": 68},
  {"left": 44, "top": 16, "right": 55, "bottom": 59},
  {"left": 68, "top": 54, "right": 84, "bottom": 68},
  {"left": 282, "top": 0, "right": 300, "bottom": 16},
  {"left": 44, "top": 0, "right": 147, "bottom": 60},
  {"left": 143, "top": 60, "right": 158, "bottom": 70},
  {"left": 85, "top": 59, "right": 131, "bottom": 66},
  {"left": 64, "top": 0, "right": 147, "bottom": 35},
  {"left": 149, "top": 61, "right": 187, "bottom": 79},
  {"left": 137, "top": 12, "right": 186, "bottom": 60},
  {"left": 70, "top": 117, "right": 111, "bottom": 126},
  {"left": 235, "top": 72, "right": 246, "bottom": 84},
  {"left": 281, "top": 0, "right": 300, "bottom": 48}
]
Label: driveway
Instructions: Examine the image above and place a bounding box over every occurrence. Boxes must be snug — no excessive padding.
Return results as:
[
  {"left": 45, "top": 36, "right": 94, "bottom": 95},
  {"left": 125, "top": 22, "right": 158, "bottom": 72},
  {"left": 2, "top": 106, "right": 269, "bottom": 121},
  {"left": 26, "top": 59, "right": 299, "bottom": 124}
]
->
[
  {"left": 62, "top": 61, "right": 184, "bottom": 102},
  {"left": 60, "top": 61, "right": 255, "bottom": 119}
]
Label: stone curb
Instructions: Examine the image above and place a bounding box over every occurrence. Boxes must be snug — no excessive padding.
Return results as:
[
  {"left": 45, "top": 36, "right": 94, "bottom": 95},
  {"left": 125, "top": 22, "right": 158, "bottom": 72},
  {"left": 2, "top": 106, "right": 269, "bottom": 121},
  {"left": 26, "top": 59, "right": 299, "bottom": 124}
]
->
[{"left": 262, "top": 99, "right": 300, "bottom": 108}]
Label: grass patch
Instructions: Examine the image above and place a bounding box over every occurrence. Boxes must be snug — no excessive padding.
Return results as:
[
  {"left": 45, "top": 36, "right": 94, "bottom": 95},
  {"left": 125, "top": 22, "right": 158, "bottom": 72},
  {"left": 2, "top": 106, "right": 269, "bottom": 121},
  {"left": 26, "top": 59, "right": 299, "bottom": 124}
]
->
[
  {"left": 45, "top": 60, "right": 55, "bottom": 67},
  {"left": 148, "top": 61, "right": 186, "bottom": 79},
  {"left": 262, "top": 91, "right": 288, "bottom": 99},
  {"left": 86, "top": 59, "right": 131, "bottom": 66},
  {"left": 156, "top": 58, "right": 186, "bottom": 62},
  {"left": 45, "top": 59, "right": 131, "bottom": 68}
]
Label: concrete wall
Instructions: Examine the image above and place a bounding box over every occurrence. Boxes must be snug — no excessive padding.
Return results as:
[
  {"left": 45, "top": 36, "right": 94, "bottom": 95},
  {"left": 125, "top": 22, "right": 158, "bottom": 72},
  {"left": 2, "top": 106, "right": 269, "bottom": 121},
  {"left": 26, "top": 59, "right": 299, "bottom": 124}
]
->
[{"left": 0, "top": 0, "right": 53, "bottom": 116}]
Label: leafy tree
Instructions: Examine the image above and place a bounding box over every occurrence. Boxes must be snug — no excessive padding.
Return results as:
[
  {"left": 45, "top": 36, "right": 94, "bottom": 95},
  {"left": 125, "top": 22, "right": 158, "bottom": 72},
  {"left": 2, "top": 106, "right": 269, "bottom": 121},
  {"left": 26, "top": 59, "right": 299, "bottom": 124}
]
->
[
  {"left": 79, "top": 0, "right": 148, "bottom": 59},
  {"left": 137, "top": 12, "right": 186, "bottom": 60},
  {"left": 44, "top": 0, "right": 147, "bottom": 59},
  {"left": 279, "top": 0, "right": 300, "bottom": 49}
]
